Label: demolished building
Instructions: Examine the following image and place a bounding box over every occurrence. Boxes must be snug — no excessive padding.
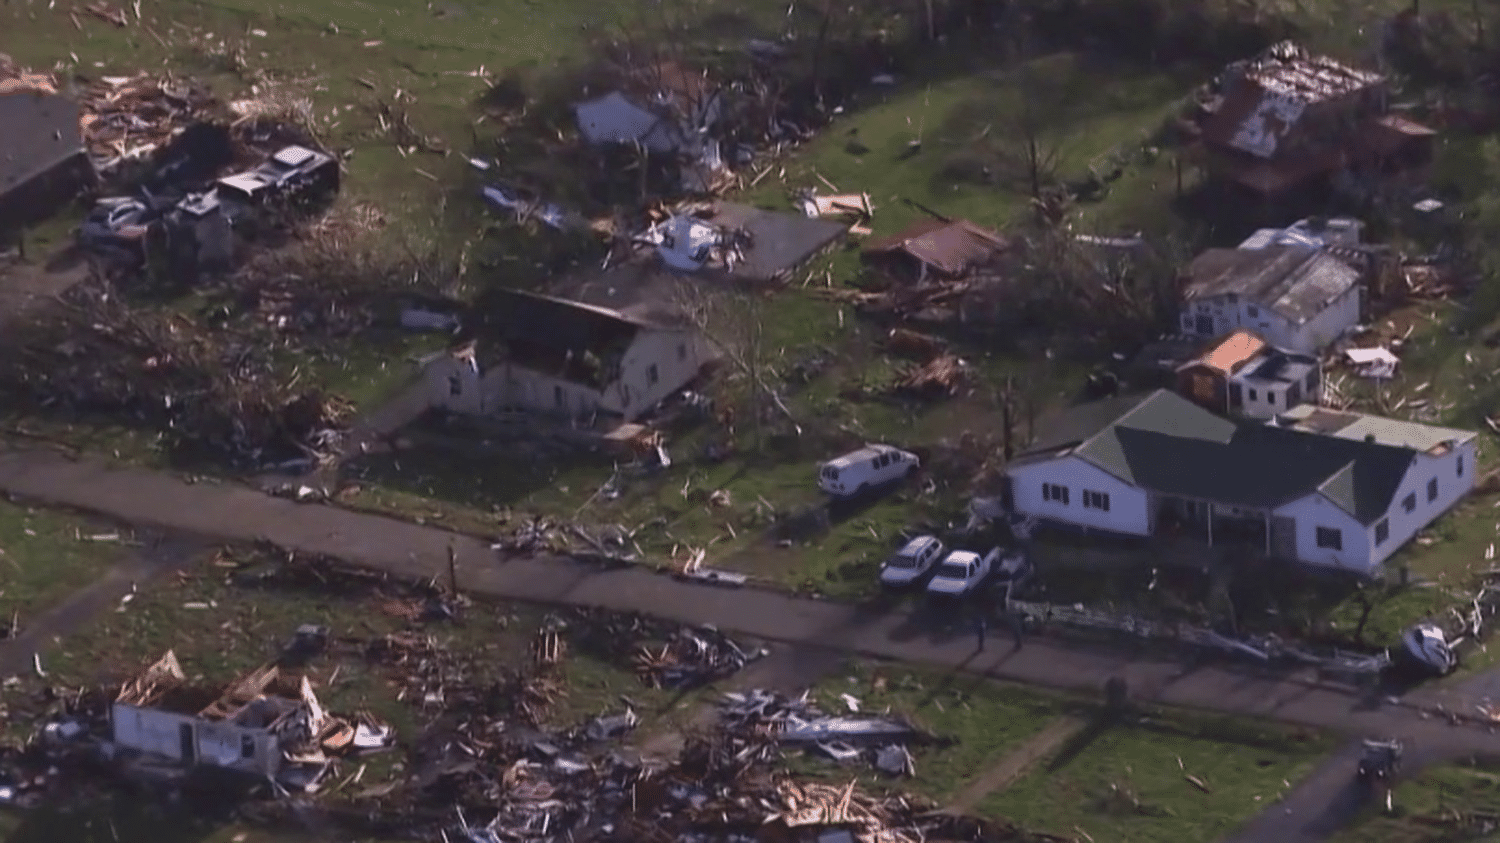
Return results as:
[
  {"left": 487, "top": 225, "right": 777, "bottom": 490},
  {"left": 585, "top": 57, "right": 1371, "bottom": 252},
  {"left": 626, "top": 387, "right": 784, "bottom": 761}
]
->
[
  {"left": 862, "top": 217, "right": 1010, "bottom": 283},
  {"left": 110, "top": 650, "right": 391, "bottom": 790},
  {"left": 1190, "top": 41, "right": 1435, "bottom": 200}
]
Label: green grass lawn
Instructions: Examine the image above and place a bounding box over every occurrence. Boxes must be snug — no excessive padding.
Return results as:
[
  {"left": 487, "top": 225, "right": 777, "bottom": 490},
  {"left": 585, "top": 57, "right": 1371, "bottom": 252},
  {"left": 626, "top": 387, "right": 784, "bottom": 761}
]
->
[
  {"left": 794, "top": 662, "right": 1077, "bottom": 803},
  {"left": 0, "top": 499, "right": 126, "bottom": 627},
  {"left": 981, "top": 711, "right": 1335, "bottom": 843},
  {"left": 1328, "top": 759, "right": 1500, "bottom": 843}
]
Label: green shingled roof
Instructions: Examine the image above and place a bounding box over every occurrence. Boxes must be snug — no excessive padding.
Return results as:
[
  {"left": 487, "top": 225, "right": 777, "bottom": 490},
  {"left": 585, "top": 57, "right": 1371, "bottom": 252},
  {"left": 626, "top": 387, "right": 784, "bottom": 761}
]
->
[{"left": 1022, "top": 390, "right": 1418, "bottom": 524}]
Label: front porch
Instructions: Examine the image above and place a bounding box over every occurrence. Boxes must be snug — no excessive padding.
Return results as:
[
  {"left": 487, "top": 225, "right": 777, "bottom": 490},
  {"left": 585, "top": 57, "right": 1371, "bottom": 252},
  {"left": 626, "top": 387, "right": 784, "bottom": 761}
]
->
[{"left": 1152, "top": 494, "right": 1296, "bottom": 562}]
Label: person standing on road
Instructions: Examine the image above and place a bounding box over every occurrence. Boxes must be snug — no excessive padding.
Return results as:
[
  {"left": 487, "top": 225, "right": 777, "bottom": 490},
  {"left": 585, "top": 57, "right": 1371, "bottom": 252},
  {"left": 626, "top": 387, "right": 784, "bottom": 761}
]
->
[{"left": 975, "top": 614, "right": 987, "bottom": 652}]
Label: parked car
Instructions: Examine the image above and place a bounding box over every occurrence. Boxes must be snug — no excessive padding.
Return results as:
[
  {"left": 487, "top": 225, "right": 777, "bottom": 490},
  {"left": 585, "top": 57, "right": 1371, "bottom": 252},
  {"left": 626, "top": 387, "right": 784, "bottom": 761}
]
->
[
  {"left": 1399, "top": 621, "right": 1456, "bottom": 675},
  {"left": 817, "top": 444, "right": 919, "bottom": 498},
  {"left": 879, "top": 535, "right": 945, "bottom": 588},
  {"left": 77, "top": 195, "right": 168, "bottom": 265},
  {"left": 926, "top": 547, "right": 999, "bottom": 598},
  {"left": 1357, "top": 739, "right": 1402, "bottom": 786},
  {"left": 215, "top": 144, "right": 339, "bottom": 210}
]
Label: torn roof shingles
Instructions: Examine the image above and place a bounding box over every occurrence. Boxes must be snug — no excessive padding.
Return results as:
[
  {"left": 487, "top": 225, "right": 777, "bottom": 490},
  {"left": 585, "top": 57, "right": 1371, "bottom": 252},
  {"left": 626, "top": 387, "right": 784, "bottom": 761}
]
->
[{"left": 1184, "top": 245, "right": 1360, "bottom": 324}]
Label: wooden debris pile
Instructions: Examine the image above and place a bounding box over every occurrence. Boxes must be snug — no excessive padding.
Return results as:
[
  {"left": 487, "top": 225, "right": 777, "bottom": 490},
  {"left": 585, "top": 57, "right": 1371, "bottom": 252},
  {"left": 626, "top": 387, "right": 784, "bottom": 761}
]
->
[
  {"left": 633, "top": 624, "right": 761, "bottom": 689},
  {"left": 882, "top": 327, "right": 947, "bottom": 360},
  {"left": 0, "top": 283, "right": 353, "bottom": 467},
  {"left": 79, "top": 73, "right": 221, "bottom": 174},
  {"left": 894, "top": 354, "right": 970, "bottom": 398}
]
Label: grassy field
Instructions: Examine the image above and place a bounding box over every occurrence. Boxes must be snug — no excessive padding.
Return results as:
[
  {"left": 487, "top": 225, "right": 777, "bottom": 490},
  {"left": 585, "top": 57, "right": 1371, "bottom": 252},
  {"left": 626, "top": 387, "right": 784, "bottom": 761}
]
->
[
  {"left": 981, "top": 710, "right": 1335, "bottom": 843},
  {"left": 782, "top": 661, "right": 1335, "bottom": 839},
  {"left": 1327, "top": 759, "right": 1500, "bottom": 843},
  {"left": 0, "top": 499, "right": 127, "bottom": 627}
]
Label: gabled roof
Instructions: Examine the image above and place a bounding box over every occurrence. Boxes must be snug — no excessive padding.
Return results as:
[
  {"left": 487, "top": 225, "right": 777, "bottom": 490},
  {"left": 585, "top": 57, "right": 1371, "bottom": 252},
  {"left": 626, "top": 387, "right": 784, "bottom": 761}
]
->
[
  {"left": 1015, "top": 389, "right": 1417, "bottom": 524},
  {"left": 1201, "top": 43, "right": 1384, "bottom": 159},
  {"left": 863, "top": 218, "right": 1008, "bottom": 277},
  {"left": 1183, "top": 245, "right": 1360, "bottom": 324}
]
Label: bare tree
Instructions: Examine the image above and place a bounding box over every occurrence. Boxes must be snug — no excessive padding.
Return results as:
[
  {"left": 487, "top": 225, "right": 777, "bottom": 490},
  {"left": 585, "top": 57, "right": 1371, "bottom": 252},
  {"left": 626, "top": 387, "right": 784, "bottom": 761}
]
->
[{"left": 671, "top": 282, "right": 800, "bottom": 447}]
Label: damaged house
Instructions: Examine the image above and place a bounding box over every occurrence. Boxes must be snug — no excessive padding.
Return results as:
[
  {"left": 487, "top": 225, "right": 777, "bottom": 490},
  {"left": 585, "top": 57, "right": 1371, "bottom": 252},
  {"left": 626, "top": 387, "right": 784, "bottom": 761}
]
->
[
  {"left": 0, "top": 73, "right": 97, "bottom": 234},
  {"left": 1179, "top": 244, "right": 1362, "bottom": 354},
  {"left": 862, "top": 218, "right": 1010, "bottom": 283},
  {"left": 425, "top": 289, "right": 712, "bottom": 423},
  {"left": 1192, "top": 41, "right": 1436, "bottom": 200},
  {"left": 574, "top": 61, "right": 726, "bottom": 191},
  {"left": 1175, "top": 329, "right": 1321, "bottom": 420},
  {"left": 109, "top": 651, "right": 381, "bottom": 790},
  {"left": 1003, "top": 389, "right": 1476, "bottom": 574}
]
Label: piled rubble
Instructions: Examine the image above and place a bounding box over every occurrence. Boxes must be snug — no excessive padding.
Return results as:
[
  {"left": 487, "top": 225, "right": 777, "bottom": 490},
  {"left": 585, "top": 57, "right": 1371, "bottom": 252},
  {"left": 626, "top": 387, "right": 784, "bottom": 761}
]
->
[
  {"left": 0, "top": 282, "right": 353, "bottom": 467},
  {"left": 719, "top": 689, "right": 920, "bottom": 776},
  {"left": 79, "top": 73, "right": 223, "bottom": 176},
  {"left": 633, "top": 625, "right": 764, "bottom": 689},
  {"left": 894, "top": 354, "right": 969, "bottom": 397}
]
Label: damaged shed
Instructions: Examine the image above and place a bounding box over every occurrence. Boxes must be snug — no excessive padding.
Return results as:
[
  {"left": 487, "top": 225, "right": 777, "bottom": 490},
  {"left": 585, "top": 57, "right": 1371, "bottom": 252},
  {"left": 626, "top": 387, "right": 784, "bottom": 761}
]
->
[
  {"left": 862, "top": 218, "right": 1009, "bottom": 282},
  {"left": 424, "top": 289, "right": 713, "bottom": 423}
]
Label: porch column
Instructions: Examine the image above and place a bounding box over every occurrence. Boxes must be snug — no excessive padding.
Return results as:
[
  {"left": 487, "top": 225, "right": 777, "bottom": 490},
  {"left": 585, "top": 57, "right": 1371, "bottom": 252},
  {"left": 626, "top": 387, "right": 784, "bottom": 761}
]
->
[{"left": 1206, "top": 503, "right": 1213, "bottom": 547}]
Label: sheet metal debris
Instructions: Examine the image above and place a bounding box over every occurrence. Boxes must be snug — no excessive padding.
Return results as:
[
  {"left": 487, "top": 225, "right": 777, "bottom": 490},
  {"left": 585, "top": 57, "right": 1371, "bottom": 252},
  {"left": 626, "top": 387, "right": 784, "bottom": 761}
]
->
[{"left": 634, "top": 625, "right": 764, "bottom": 689}]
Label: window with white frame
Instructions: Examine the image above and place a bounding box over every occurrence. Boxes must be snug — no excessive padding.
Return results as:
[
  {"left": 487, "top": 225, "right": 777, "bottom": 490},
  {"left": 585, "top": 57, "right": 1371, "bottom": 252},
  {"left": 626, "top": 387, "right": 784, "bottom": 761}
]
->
[
  {"left": 1403, "top": 493, "right": 1416, "bottom": 513},
  {"left": 1083, "top": 490, "right": 1111, "bottom": 511},
  {"left": 1042, "top": 483, "right": 1070, "bottom": 505},
  {"left": 1375, "top": 519, "right": 1389, "bottom": 546},
  {"left": 1428, "top": 477, "right": 1438, "bottom": 502}
]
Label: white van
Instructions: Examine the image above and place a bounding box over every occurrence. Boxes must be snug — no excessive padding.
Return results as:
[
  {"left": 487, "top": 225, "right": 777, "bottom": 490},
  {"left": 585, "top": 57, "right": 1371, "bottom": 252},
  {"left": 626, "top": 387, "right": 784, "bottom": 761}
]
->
[{"left": 817, "top": 444, "right": 919, "bottom": 498}]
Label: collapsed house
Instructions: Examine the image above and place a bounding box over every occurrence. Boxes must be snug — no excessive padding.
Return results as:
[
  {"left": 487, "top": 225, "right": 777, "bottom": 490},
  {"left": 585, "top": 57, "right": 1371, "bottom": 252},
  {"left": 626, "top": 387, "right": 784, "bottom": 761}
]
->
[
  {"left": 424, "top": 289, "right": 713, "bottom": 423},
  {"left": 861, "top": 217, "right": 1010, "bottom": 283},
  {"left": 1175, "top": 328, "right": 1321, "bottom": 420},
  {"left": 0, "top": 70, "right": 97, "bottom": 234},
  {"left": 1189, "top": 41, "right": 1436, "bottom": 200},
  {"left": 1178, "top": 244, "right": 1362, "bottom": 354},
  {"left": 1003, "top": 389, "right": 1476, "bottom": 574},
  {"left": 110, "top": 651, "right": 392, "bottom": 791},
  {"left": 641, "top": 201, "right": 848, "bottom": 282}
]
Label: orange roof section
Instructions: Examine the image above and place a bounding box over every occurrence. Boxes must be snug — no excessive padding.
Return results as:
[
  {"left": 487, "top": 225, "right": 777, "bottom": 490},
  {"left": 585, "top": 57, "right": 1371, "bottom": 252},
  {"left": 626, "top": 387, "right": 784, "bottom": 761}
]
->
[{"left": 1197, "top": 329, "right": 1266, "bottom": 375}]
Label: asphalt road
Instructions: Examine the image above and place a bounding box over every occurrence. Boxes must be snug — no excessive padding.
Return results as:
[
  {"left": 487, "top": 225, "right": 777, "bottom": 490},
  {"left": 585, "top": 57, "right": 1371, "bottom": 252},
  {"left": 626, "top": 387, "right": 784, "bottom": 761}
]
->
[{"left": 3, "top": 444, "right": 1500, "bottom": 842}]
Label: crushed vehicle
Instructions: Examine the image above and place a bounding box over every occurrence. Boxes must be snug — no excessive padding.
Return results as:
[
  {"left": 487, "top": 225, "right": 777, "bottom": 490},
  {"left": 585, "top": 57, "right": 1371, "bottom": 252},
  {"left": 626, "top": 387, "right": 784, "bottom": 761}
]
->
[
  {"left": 216, "top": 144, "right": 339, "bottom": 211},
  {"left": 927, "top": 547, "right": 998, "bottom": 598},
  {"left": 76, "top": 195, "right": 165, "bottom": 264},
  {"left": 1400, "top": 621, "right": 1457, "bottom": 676},
  {"left": 1357, "top": 738, "right": 1402, "bottom": 786},
  {"left": 818, "top": 444, "right": 919, "bottom": 498},
  {"left": 880, "top": 535, "right": 945, "bottom": 588}
]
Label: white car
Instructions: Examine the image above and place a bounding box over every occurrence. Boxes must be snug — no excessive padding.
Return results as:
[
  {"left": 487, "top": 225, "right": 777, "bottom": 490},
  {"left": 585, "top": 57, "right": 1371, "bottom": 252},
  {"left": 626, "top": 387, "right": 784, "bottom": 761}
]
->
[
  {"left": 880, "top": 535, "right": 945, "bottom": 588},
  {"left": 926, "top": 547, "right": 999, "bottom": 597},
  {"left": 818, "top": 444, "right": 919, "bottom": 498}
]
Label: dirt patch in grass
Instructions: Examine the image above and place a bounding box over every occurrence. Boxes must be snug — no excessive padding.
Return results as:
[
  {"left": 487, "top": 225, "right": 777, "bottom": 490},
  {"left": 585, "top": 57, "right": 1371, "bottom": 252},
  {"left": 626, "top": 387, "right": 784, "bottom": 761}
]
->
[{"left": 945, "top": 715, "right": 1088, "bottom": 812}]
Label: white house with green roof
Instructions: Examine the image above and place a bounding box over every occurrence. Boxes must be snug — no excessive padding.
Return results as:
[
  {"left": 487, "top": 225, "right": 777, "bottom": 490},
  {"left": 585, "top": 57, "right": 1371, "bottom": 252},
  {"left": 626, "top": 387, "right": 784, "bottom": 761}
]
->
[{"left": 1004, "top": 390, "right": 1477, "bottom": 574}]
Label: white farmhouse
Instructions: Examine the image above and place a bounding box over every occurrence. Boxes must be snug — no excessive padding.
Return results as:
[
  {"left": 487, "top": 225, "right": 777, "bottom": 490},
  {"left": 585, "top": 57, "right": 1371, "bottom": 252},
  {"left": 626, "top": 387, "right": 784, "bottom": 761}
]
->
[
  {"left": 1178, "top": 244, "right": 1361, "bottom": 354},
  {"left": 424, "top": 289, "right": 712, "bottom": 423},
  {"left": 1003, "top": 390, "right": 1477, "bottom": 575}
]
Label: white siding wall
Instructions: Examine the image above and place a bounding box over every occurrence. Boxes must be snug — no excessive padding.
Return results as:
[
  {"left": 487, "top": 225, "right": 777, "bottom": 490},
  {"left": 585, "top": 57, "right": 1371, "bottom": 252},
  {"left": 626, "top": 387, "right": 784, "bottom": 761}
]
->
[
  {"left": 599, "top": 329, "right": 707, "bottom": 421},
  {"left": 111, "top": 704, "right": 281, "bottom": 774},
  {"left": 112, "top": 704, "right": 195, "bottom": 761},
  {"left": 492, "top": 365, "right": 605, "bottom": 419},
  {"left": 1230, "top": 378, "right": 1288, "bottom": 419},
  {"left": 1273, "top": 493, "right": 1373, "bottom": 573},
  {"left": 1287, "top": 284, "right": 1361, "bottom": 354},
  {"left": 1180, "top": 288, "right": 1358, "bottom": 355},
  {"left": 1368, "top": 440, "right": 1478, "bottom": 567},
  {"left": 424, "top": 355, "right": 483, "bottom": 415},
  {"left": 1007, "top": 456, "right": 1151, "bottom": 535}
]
